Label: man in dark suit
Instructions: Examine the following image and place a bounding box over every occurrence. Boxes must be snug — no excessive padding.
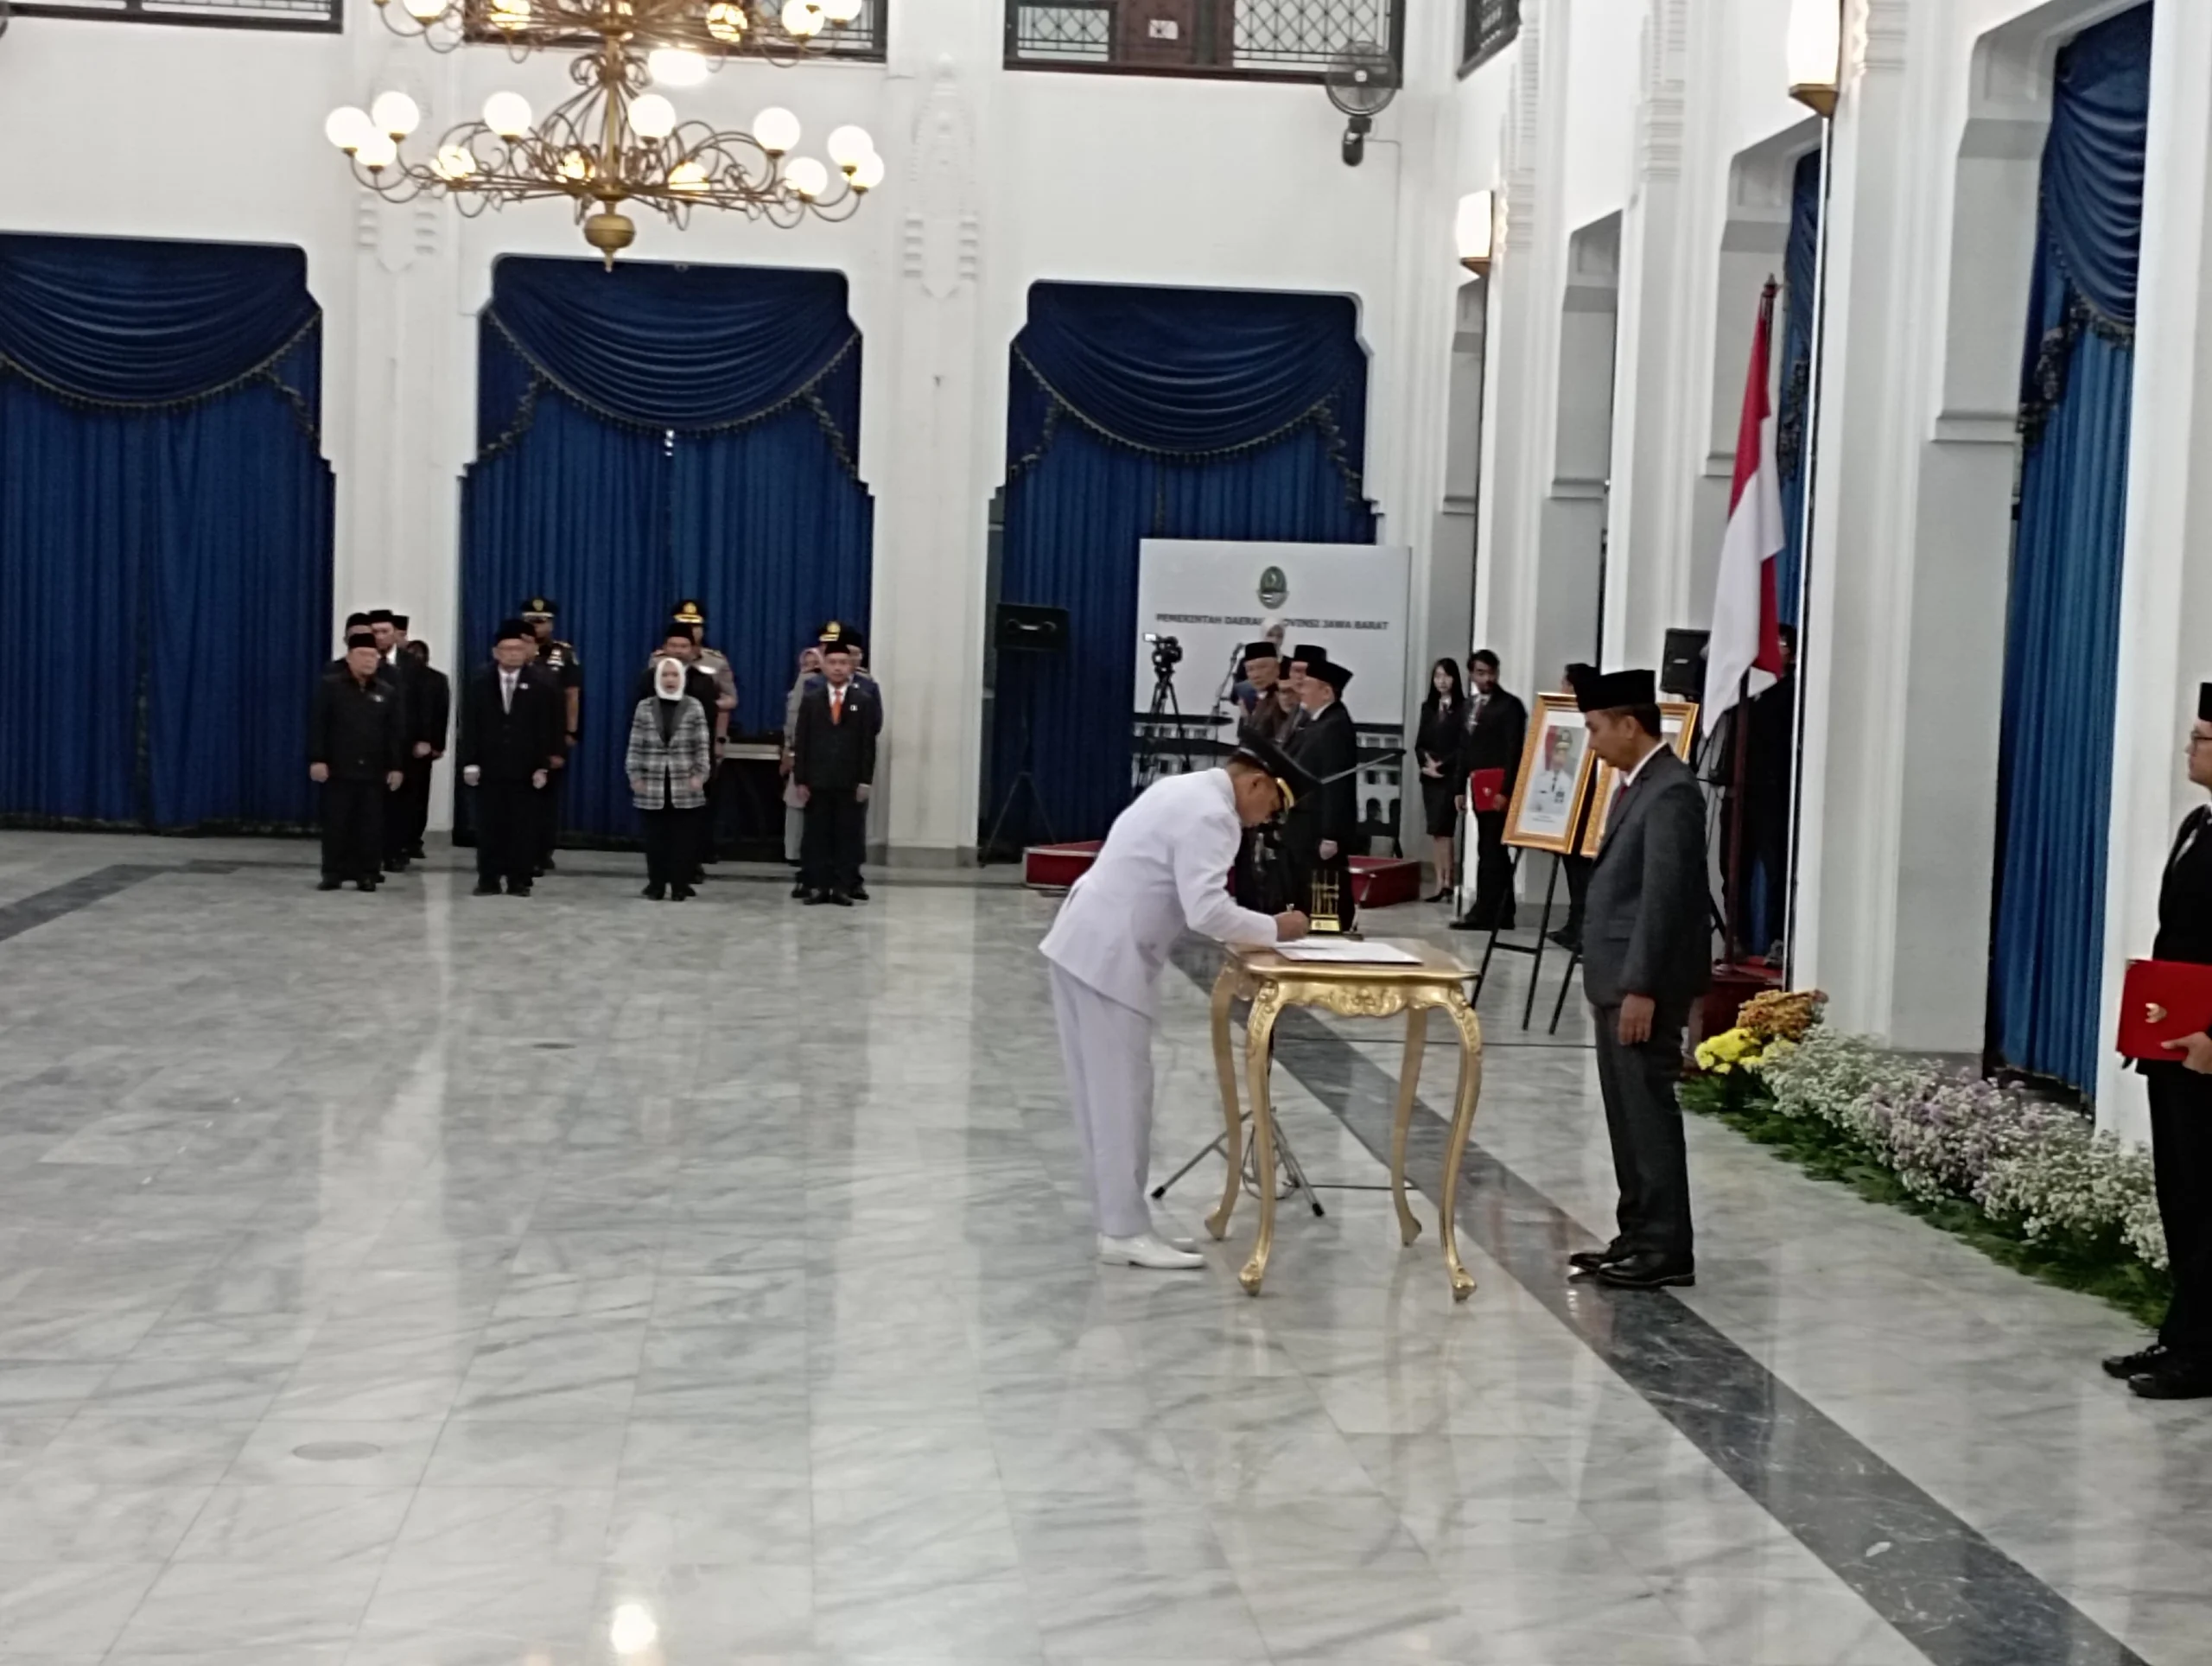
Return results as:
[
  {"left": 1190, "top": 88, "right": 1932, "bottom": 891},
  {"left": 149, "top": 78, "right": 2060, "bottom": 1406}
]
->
[
  {"left": 1286, "top": 655, "right": 1359, "bottom": 931},
  {"left": 1451, "top": 648, "right": 1529, "bottom": 932},
  {"left": 327, "top": 612, "right": 397, "bottom": 685},
  {"left": 2107, "top": 684, "right": 2212, "bottom": 1400},
  {"left": 396, "top": 635, "right": 449, "bottom": 865},
  {"left": 1571, "top": 667, "right": 1712, "bottom": 1290},
  {"left": 308, "top": 631, "right": 405, "bottom": 892},
  {"left": 522, "top": 597, "right": 582, "bottom": 876},
  {"left": 459, "top": 619, "right": 563, "bottom": 897},
  {"left": 791, "top": 635, "right": 879, "bottom": 906}
]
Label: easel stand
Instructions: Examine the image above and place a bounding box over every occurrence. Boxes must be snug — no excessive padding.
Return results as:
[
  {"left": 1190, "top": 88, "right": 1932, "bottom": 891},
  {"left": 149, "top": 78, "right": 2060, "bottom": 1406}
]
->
[{"left": 1469, "top": 849, "right": 1586, "bottom": 1033}]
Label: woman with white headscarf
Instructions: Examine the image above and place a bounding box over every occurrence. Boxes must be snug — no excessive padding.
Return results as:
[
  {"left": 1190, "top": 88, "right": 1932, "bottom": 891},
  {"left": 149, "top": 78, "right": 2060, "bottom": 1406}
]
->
[{"left": 626, "top": 655, "right": 712, "bottom": 900}]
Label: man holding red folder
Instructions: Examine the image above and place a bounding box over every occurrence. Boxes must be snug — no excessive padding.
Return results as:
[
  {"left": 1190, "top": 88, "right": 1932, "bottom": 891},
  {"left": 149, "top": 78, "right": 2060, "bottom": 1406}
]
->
[{"left": 2109, "top": 684, "right": 2212, "bottom": 1400}]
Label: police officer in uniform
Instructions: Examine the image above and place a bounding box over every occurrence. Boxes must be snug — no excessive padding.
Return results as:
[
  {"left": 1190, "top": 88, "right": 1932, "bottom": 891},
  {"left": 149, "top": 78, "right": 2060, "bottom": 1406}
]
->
[
  {"left": 2107, "top": 684, "right": 2212, "bottom": 1401},
  {"left": 522, "top": 598, "right": 581, "bottom": 875}
]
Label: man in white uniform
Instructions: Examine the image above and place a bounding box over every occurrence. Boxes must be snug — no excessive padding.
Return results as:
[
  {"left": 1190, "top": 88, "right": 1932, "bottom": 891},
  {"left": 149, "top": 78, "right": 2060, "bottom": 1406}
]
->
[{"left": 1041, "top": 741, "right": 1313, "bottom": 1269}]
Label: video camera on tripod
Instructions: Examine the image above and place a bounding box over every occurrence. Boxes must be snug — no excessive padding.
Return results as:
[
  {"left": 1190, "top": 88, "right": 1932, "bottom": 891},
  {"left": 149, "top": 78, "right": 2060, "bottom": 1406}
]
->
[{"left": 1145, "top": 632, "right": 1183, "bottom": 677}]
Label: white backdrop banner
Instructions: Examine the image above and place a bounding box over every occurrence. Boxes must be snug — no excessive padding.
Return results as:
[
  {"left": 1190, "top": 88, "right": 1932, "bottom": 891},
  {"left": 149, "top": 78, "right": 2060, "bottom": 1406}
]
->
[{"left": 1134, "top": 540, "right": 1413, "bottom": 728}]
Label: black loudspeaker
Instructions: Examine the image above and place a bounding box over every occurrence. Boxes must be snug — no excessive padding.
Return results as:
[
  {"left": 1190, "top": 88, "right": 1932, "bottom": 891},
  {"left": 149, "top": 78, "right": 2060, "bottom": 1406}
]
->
[
  {"left": 1661, "top": 628, "right": 1709, "bottom": 700},
  {"left": 995, "top": 602, "right": 1071, "bottom": 654}
]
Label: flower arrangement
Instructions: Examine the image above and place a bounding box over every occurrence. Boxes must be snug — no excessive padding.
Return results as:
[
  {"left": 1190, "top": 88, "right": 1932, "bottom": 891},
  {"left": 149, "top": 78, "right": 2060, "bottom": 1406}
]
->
[{"left": 1679, "top": 990, "right": 2171, "bottom": 1324}]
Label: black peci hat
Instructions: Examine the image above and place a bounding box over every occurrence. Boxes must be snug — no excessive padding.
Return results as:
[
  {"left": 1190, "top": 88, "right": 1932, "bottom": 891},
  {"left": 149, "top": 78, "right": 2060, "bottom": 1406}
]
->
[
  {"left": 1230, "top": 733, "right": 1319, "bottom": 813},
  {"left": 345, "top": 611, "right": 372, "bottom": 631},
  {"left": 494, "top": 617, "right": 533, "bottom": 645},
  {"left": 345, "top": 631, "right": 378, "bottom": 652},
  {"left": 365, "top": 609, "right": 395, "bottom": 626},
  {"left": 391, "top": 614, "right": 410, "bottom": 631},
  {"left": 1289, "top": 643, "right": 1327, "bottom": 668},
  {"left": 1309, "top": 658, "right": 1354, "bottom": 694},
  {"left": 1243, "top": 640, "right": 1281, "bottom": 665},
  {"left": 2200, "top": 683, "right": 2212, "bottom": 723},
  {"left": 1575, "top": 668, "right": 1657, "bottom": 713},
  {"left": 1563, "top": 662, "right": 1598, "bottom": 695}
]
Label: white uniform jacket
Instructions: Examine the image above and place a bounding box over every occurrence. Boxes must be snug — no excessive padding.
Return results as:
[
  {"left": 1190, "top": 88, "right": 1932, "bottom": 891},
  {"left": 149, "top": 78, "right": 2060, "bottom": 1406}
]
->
[{"left": 1040, "top": 769, "right": 1281, "bottom": 1014}]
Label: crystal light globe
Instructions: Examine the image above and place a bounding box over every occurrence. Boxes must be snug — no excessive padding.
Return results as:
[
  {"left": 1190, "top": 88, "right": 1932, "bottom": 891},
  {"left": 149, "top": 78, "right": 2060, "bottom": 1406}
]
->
[
  {"left": 825, "top": 124, "right": 873, "bottom": 170},
  {"left": 433, "top": 144, "right": 477, "bottom": 180},
  {"left": 629, "top": 93, "right": 677, "bottom": 141},
  {"left": 372, "top": 91, "right": 422, "bottom": 138},
  {"left": 647, "top": 47, "right": 709, "bottom": 86},
  {"left": 483, "top": 92, "right": 533, "bottom": 138},
  {"left": 781, "top": 0, "right": 823, "bottom": 35},
  {"left": 850, "top": 149, "right": 886, "bottom": 191},
  {"left": 705, "top": 0, "right": 747, "bottom": 39},
  {"left": 355, "top": 132, "right": 399, "bottom": 169},
  {"left": 325, "top": 106, "right": 373, "bottom": 152},
  {"left": 753, "top": 105, "right": 800, "bottom": 155}
]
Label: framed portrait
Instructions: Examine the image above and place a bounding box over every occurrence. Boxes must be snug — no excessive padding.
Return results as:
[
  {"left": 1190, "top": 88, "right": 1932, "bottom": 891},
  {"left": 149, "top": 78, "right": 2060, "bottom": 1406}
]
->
[
  {"left": 1578, "top": 701, "right": 1700, "bottom": 856},
  {"left": 1503, "top": 695, "right": 1598, "bottom": 854}
]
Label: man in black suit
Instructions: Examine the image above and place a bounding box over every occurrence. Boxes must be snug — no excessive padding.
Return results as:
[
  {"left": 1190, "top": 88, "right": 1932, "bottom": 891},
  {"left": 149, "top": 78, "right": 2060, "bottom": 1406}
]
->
[
  {"left": 396, "top": 635, "right": 449, "bottom": 864},
  {"left": 327, "top": 613, "right": 397, "bottom": 685},
  {"left": 1286, "top": 654, "right": 1359, "bottom": 931},
  {"left": 791, "top": 634, "right": 879, "bottom": 906},
  {"left": 1571, "top": 668, "right": 1713, "bottom": 1290},
  {"left": 1451, "top": 649, "right": 1529, "bottom": 932},
  {"left": 2107, "top": 683, "right": 2212, "bottom": 1401},
  {"left": 459, "top": 619, "right": 563, "bottom": 897},
  {"left": 309, "top": 631, "right": 405, "bottom": 892}
]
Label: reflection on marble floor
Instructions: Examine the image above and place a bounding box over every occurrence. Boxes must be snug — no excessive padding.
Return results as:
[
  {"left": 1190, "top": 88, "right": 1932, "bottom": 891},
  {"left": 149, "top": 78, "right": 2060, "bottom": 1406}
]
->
[{"left": 0, "top": 830, "right": 2202, "bottom": 1665}]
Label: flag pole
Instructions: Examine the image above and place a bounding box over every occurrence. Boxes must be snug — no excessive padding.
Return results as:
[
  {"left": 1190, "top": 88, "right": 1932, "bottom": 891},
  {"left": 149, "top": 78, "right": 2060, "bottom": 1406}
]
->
[{"left": 1783, "top": 126, "right": 1834, "bottom": 989}]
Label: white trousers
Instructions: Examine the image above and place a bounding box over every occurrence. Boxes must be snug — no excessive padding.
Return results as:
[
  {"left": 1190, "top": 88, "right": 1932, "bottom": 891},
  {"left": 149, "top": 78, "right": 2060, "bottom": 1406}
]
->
[{"left": 1049, "top": 964, "right": 1157, "bottom": 1239}]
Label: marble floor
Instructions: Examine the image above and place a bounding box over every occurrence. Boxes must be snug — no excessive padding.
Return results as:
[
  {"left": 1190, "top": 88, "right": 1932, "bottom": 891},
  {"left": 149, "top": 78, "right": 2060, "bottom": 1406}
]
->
[{"left": 0, "top": 829, "right": 2205, "bottom": 1666}]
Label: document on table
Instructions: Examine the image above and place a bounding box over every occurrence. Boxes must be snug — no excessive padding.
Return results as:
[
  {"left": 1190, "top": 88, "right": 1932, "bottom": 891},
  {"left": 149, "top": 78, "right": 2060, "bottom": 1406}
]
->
[{"left": 1271, "top": 939, "right": 1422, "bottom": 965}]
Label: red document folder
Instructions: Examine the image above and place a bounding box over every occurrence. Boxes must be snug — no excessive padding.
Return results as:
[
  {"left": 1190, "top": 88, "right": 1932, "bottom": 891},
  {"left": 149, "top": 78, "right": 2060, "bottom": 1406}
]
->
[
  {"left": 1468, "top": 769, "right": 1506, "bottom": 814},
  {"left": 2117, "top": 958, "right": 2212, "bottom": 1059}
]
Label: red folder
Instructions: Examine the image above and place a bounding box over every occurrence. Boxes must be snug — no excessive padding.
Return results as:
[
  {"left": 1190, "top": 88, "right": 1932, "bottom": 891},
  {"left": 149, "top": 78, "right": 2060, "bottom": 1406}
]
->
[
  {"left": 2117, "top": 958, "right": 2212, "bottom": 1059},
  {"left": 1468, "top": 769, "right": 1506, "bottom": 814}
]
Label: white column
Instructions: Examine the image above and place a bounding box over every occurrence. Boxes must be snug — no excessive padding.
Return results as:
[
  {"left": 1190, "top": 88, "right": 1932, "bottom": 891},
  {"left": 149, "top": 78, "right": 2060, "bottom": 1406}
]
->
[{"left": 2097, "top": 0, "right": 2212, "bottom": 1143}]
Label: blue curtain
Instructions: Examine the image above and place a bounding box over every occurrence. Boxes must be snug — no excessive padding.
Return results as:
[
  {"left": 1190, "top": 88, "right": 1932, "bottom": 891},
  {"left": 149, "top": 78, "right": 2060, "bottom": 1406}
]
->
[
  {"left": 993, "top": 283, "right": 1376, "bottom": 843},
  {"left": 0, "top": 234, "right": 331, "bottom": 832},
  {"left": 1776, "top": 148, "right": 1822, "bottom": 628},
  {"left": 461, "top": 257, "right": 873, "bottom": 841},
  {"left": 1990, "top": 3, "right": 2150, "bottom": 1090}
]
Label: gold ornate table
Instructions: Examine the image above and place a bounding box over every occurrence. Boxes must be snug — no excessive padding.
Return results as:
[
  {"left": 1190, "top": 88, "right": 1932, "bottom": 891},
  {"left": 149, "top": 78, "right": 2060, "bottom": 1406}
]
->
[{"left": 1205, "top": 940, "right": 1484, "bottom": 1300}]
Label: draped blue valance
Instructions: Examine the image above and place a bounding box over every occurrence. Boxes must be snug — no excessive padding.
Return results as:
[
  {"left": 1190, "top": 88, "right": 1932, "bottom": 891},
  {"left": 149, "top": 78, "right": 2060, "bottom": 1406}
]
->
[
  {"left": 2020, "top": 3, "right": 2150, "bottom": 439},
  {"left": 0, "top": 234, "right": 321, "bottom": 416},
  {"left": 1010, "top": 282, "right": 1369, "bottom": 493},
  {"left": 990, "top": 282, "right": 1376, "bottom": 845},
  {"left": 1991, "top": 3, "right": 2149, "bottom": 1091},
  {"left": 479, "top": 256, "right": 860, "bottom": 467}
]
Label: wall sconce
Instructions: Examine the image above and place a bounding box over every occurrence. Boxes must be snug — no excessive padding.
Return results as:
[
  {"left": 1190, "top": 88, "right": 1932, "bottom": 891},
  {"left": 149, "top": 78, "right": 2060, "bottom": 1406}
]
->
[
  {"left": 1787, "top": 0, "right": 1842, "bottom": 117},
  {"left": 1456, "top": 189, "right": 1496, "bottom": 277}
]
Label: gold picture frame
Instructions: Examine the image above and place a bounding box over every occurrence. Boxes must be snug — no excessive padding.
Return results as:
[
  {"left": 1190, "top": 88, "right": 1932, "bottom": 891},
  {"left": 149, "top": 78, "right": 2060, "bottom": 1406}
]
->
[
  {"left": 1578, "top": 701, "right": 1700, "bottom": 856},
  {"left": 1502, "top": 694, "right": 1599, "bottom": 854}
]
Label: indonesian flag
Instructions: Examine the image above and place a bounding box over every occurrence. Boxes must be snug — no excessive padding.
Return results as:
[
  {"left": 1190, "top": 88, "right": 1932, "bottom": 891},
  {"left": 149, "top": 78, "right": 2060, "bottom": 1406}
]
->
[{"left": 1701, "top": 284, "right": 1787, "bottom": 722}]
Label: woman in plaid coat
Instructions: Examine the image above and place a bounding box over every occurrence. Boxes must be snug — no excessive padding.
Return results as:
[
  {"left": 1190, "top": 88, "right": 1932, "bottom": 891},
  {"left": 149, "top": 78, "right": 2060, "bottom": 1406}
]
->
[{"left": 626, "top": 656, "right": 713, "bottom": 900}]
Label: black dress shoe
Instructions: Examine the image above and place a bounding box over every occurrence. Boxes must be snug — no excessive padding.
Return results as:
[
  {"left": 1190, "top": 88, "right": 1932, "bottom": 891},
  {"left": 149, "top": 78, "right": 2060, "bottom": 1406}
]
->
[
  {"left": 385, "top": 856, "right": 410, "bottom": 873},
  {"left": 316, "top": 877, "right": 344, "bottom": 892},
  {"left": 537, "top": 858, "right": 556, "bottom": 875},
  {"left": 803, "top": 891, "right": 829, "bottom": 906},
  {"left": 1447, "top": 915, "right": 1485, "bottom": 932},
  {"left": 1593, "top": 1253, "right": 1695, "bottom": 1290},
  {"left": 2104, "top": 1343, "right": 2171, "bottom": 1380},
  {"left": 671, "top": 885, "right": 695, "bottom": 901},
  {"left": 849, "top": 885, "right": 870, "bottom": 903},
  {"left": 829, "top": 891, "right": 854, "bottom": 907},
  {"left": 1568, "top": 1243, "right": 1628, "bottom": 1274},
  {"left": 508, "top": 883, "right": 533, "bottom": 898},
  {"left": 2129, "top": 1359, "right": 2212, "bottom": 1400},
  {"left": 1549, "top": 928, "right": 1583, "bottom": 953},
  {"left": 1425, "top": 887, "right": 1452, "bottom": 904},
  {"left": 472, "top": 881, "right": 502, "bottom": 896},
  {"left": 356, "top": 878, "right": 379, "bottom": 892},
  {"left": 791, "top": 882, "right": 808, "bottom": 900},
  {"left": 643, "top": 884, "right": 665, "bottom": 900}
]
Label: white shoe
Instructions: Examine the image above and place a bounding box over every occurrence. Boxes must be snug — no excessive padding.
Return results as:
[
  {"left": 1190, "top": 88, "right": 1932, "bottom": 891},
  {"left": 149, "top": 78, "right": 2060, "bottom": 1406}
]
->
[{"left": 1096, "top": 1232, "right": 1205, "bottom": 1270}]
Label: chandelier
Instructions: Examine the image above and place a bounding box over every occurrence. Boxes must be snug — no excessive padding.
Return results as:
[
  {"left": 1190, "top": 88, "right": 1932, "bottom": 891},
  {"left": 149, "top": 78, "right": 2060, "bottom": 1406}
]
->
[{"left": 323, "top": 0, "right": 883, "bottom": 264}]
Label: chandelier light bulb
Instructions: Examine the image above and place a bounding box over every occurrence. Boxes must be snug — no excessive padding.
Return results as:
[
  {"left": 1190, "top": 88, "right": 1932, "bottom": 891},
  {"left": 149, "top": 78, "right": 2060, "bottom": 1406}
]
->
[
  {"left": 849, "top": 148, "right": 886, "bottom": 191},
  {"left": 822, "top": 0, "right": 861, "bottom": 22},
  {"left": 372, "top": 91, "right": 423, "bottom": 138},
  {"left": 401, "top": 0, "right": 444, "bottom": 17},
  {"left": 483, "top": 92, "right": 533, "bottom": 138},
  {"left": 432, "top": 143, "right": 478, "bottom": 181},
  {"left": 785, "top": 156, "right": 830, "bottom": 200},
  {"left": 629, "top": 93, "right": 677, "bottom": 141},
  {"left": 486, "top": 0, "right": 531, "bottom": 25},
  {"left": 1786, "top": 0, "right": 1843, "bottom": 115},
  {"left": 647, "top": 47, "right": 710, "bottom": 86},
  {"left": 752, "top": 105, "right": 800, "bottom": 155},
  {"left": 560, "top": 149, "right": 594, "bottom": 182},
  {"left": 705, "top": 0, "right": 747, "bottom": 39},
  {"left": 355, "top": 132, "right": 400, "bottom": 170},
  {"left": 324, "top": 105, "right": 374, "bottom": 152},
  {"left": 668, "top": 159, "right": 709, "bottom": 194},
  {"left": 780, "top": 0, "right": 823, "bottom": 36},
  {"left": 825, "top": 124, "right": 873, "bottom": 171}
]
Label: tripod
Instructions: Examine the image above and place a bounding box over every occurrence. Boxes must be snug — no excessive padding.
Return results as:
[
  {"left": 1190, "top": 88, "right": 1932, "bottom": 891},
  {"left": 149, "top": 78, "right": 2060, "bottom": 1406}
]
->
[
  {"left": 983, "top": 658, "right": 1056, "bottom": 861},
  {"left": 1136, "top": 660, "right": 1191, "bottom": 789},
  {"left": 1152, "top": 1110, "right": 1325, "bottom": 1217}
]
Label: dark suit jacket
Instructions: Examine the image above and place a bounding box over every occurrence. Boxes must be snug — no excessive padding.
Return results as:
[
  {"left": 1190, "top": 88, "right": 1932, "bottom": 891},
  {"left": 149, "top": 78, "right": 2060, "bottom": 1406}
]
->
[
  {"left": 408, "top": 664, "right": 451, "bottom": 752},
  {"left": 2155, "top": 808, "right": 2212, "bottom": 965},
  {"left": 1580, "top": 747, "right": 1712, "bottom": 1009},
  {"left": 1286, "top": 699, "right": 1358, "bottom": 854},
  {"left": 459, "top": 664, "right": 565, "bottom": 785},
  {"left": 792, "top": 679, "right": 879, "bottom": 791},
  {"left": 309, "top": 671, "right": 405, "bottom": 781},
  {"left": 1459, "top": 689, "right": 1529, "bottom": 791}
]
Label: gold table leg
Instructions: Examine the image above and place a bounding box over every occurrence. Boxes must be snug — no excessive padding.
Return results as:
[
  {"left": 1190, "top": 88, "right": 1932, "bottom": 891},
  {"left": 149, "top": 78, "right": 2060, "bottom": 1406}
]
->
[
  {"left": 1438, "top": 995, "right": 1485, "bottom": 1301},
  {"left": 1389, "top": 1007, "right": 1427, "bottom": 1247},
  {"left": 1237, "top": 986, "right": 1284, "bottom": 1296},
  {"left": 1205, "top": 965, "right": 1243, "bottom": 1243}
]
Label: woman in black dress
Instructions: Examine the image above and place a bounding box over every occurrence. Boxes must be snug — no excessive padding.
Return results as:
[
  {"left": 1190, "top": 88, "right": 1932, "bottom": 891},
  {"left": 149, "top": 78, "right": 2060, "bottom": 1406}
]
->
[{"left": 1415, "top": 658, "right": 1466, "bottom": 903}]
